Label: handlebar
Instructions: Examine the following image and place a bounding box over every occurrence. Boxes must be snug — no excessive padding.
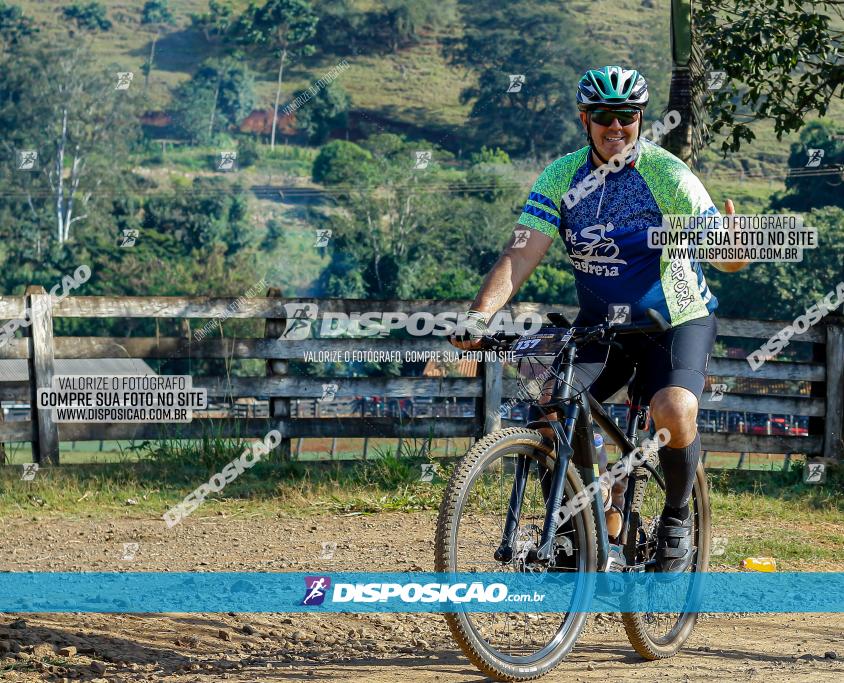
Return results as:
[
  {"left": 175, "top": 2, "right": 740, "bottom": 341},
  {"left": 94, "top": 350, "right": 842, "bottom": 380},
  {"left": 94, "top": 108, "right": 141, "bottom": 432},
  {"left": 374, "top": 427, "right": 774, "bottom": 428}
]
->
[
  {"left": 609, "top": 308, "right": 671, "bottom": 334},
  {"left": 478, "top": 308, "right": 671, "bottom": 350}
]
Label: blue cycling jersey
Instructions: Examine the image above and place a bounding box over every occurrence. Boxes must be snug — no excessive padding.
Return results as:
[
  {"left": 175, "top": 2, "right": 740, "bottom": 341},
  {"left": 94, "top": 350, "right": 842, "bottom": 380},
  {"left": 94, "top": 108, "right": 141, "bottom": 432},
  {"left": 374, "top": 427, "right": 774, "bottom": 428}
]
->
[{"left": 517, "top": 139, "right": 719, "bottom": 326}]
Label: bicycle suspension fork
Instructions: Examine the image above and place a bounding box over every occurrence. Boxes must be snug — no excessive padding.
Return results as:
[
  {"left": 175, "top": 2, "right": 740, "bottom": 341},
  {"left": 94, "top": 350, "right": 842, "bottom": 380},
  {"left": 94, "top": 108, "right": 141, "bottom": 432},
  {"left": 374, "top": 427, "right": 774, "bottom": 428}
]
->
[
  {"left": 494, "top": 345, "right": 577, "bottom": 565},
  {"left": 535, "top": 344, "right": 579, "bottom": 562}
]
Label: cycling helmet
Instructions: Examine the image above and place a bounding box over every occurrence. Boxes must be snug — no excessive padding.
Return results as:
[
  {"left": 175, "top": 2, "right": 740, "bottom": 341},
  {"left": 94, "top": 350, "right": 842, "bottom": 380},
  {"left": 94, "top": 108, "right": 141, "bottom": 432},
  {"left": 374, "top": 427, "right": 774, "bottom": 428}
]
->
[
  {"left": 577, "top": 66, "right": 649, "bottom": 164},
  {"left": 577, "top": 66, "right": 649, "bottom": 111}
]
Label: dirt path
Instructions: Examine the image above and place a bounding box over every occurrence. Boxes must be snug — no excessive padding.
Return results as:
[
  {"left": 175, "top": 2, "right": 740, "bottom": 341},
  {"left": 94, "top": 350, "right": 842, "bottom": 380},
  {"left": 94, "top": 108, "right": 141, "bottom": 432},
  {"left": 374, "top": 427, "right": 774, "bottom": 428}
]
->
[{"left": 1, "top": 511, "right": 842, "bottom": 682}]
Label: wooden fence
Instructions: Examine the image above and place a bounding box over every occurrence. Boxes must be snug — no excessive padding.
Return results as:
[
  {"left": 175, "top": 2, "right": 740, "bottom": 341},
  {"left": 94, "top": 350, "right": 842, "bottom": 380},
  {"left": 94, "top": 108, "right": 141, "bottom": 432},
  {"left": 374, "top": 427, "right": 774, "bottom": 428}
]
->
[{"left": 0, "top": 289, "right": 841, "bottom": 466}]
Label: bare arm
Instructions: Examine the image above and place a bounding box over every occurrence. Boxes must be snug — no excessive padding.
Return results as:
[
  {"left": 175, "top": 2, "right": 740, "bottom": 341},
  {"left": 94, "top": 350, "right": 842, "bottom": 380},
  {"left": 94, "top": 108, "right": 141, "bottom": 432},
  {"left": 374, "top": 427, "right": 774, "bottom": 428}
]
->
[{"left": 471, "top": 227, "right": 553, "bottom": 316}]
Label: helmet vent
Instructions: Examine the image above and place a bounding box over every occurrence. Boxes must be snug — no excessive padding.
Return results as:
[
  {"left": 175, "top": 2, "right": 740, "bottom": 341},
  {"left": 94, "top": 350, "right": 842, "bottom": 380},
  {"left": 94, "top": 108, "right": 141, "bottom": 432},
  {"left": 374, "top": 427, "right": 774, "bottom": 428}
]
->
[{"left": 577, "top": 66, "right": 649, "bottom": 111}]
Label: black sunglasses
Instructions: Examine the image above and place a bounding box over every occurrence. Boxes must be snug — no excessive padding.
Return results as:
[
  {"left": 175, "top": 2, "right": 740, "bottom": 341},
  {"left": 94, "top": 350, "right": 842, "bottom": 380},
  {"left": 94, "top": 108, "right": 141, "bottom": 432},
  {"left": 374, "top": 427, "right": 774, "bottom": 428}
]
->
[{"left": 590, "top": 109, "right": 640, "bottom": 127}]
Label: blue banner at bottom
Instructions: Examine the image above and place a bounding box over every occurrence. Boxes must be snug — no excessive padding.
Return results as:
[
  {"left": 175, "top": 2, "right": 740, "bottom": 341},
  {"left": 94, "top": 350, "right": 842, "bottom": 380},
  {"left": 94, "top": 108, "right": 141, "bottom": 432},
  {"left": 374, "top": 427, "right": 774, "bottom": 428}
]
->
[{"left": 0, "top": 572, "right": 843, "bottom": 613}]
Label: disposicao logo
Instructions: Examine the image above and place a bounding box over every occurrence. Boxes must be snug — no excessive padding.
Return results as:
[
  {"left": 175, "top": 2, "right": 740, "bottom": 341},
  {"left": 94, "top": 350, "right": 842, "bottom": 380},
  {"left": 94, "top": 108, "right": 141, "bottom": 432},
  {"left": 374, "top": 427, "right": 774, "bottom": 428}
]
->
[
  {"left": 331, "top": 581, "right": 508, "bottom": 603},
  {"left": 302, "top": 576, "right": 331, "bottom": 606}
]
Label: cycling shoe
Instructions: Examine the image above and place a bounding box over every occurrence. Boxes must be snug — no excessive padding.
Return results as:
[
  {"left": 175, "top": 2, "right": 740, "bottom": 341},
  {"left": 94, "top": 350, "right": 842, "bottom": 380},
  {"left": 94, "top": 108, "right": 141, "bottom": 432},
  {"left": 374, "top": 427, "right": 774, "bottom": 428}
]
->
[{"left": 654, "top": 513, "right": 694, "bottom": 573}]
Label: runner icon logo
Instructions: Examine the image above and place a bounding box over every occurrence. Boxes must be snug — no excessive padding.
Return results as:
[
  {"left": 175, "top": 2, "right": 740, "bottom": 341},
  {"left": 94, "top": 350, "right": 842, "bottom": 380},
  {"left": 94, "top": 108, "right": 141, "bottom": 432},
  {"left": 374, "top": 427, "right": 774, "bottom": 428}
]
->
[
  {"left": 302, "top": 576, "right": 332, "bottom": 606},
  {"left": 280, "top": 303, "right": 319, "bottom": 340},
  {"left": 609, "top": 304, "right": 631, "bottom": 325},
  {"left": 710, "top": 383, "right": 727, "bottom": 402}
]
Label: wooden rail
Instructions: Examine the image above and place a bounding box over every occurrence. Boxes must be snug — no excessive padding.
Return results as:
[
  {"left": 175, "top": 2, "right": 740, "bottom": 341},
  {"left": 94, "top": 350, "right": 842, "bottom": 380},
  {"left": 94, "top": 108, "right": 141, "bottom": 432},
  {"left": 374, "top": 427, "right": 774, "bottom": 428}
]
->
[{"left": 0, "top": 293, "right": 841, "bottom": 465}]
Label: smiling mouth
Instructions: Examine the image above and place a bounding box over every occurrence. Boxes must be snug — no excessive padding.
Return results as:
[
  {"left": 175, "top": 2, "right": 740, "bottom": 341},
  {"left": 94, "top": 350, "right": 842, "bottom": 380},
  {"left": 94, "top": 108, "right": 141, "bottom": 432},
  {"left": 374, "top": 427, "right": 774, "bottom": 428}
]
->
[{"left": 604, "top": 136, "right": 625, "bottom": 142}]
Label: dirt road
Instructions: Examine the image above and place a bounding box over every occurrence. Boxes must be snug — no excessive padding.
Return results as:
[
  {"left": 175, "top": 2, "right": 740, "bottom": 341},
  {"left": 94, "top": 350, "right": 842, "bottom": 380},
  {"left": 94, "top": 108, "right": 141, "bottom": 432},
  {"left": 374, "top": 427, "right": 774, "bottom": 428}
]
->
[{"left": 1, "top": 510, "right": 842, "bottom": 682}]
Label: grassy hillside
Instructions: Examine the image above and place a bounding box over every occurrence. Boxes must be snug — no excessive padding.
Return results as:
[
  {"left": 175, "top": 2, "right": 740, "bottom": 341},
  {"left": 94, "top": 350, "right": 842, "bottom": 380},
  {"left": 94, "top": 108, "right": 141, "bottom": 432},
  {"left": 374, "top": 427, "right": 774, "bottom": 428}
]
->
[
  {"left": 20, "top": 1, "right": 839, "bottom": 171},
  {"left": 15, "top": 0, "right": 840, "bottom": 295}
]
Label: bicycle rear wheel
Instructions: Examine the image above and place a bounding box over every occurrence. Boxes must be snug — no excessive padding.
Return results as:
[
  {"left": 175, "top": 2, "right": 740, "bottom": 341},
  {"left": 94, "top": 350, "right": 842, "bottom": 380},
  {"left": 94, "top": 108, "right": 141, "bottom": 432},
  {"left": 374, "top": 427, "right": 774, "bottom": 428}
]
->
[
  {"left": 434, "top": 427, "right": 597, "bottom": 682},
  {"left": 621, "top": 461, "right": 711, "bottom": 659}
]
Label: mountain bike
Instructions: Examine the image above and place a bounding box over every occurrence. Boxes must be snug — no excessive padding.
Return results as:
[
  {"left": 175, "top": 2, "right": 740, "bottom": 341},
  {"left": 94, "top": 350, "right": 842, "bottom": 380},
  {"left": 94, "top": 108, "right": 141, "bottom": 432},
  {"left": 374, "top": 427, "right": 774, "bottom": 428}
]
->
[{"left": 434, "top": 309, "right": 711, "bottom": 681}]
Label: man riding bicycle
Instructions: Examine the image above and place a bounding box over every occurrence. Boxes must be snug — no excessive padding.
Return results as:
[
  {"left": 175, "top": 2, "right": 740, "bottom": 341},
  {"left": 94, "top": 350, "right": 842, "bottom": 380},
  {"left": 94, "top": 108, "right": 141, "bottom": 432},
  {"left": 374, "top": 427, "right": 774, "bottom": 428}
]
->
[{"left": 450, "top": 66, "right": 749, "bottom": 573}]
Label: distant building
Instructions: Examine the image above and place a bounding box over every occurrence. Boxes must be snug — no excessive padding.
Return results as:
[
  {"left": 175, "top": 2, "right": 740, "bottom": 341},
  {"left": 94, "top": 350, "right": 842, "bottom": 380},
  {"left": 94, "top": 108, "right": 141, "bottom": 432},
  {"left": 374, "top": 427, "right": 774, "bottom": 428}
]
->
[
  {"left": 238, "top": 108, "right": 297, "bottom": 137},
  {"left": 140, "top": 108, "right": 298, "bottom": 138}
]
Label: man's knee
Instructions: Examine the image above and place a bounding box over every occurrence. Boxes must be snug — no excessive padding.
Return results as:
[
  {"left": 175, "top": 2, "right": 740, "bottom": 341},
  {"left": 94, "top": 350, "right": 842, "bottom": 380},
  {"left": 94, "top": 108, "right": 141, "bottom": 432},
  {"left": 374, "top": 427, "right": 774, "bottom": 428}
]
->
[{"left": 650, "top": 387, "right": 698, "bottom": 447}]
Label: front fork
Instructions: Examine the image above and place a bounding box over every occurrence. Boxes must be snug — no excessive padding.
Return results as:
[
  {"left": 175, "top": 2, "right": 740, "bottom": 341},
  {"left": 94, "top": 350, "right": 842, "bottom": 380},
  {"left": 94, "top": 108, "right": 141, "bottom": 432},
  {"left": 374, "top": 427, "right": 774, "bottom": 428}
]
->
[
  {"left": 493, "top": 414, "right": 575, "bottom": 564},
  {"left": 493, "top": 396, "right": 652, "bottom": 568},
  {"left": 494, "top": 346, "right": 578, "bottom": 565}
]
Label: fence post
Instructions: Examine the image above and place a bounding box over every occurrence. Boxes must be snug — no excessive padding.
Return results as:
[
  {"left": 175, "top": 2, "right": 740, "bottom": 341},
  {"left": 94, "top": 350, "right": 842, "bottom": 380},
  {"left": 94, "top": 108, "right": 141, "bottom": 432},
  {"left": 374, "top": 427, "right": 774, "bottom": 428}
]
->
[
  {"left": 265, "top": 287, "right": 291, "bottom": 462},
  {"left": 25, "top": 286, "right": 60, "bottom": 465},
  {"left": 482, "top": 352, "right": 503, "bottom": 435},
  {"left": 823, "top": 318, "right": 844, "bottom": 462},
  {"left": 0, "top": 407, "right": 7, "bottom": 464}
]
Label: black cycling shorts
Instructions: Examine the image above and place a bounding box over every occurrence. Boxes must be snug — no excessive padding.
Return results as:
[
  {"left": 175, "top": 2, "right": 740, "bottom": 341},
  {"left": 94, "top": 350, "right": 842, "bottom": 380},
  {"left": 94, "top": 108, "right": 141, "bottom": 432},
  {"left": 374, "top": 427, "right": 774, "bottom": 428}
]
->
[{"left": 528, "top": 313, "right": 717, "bottom": 417}]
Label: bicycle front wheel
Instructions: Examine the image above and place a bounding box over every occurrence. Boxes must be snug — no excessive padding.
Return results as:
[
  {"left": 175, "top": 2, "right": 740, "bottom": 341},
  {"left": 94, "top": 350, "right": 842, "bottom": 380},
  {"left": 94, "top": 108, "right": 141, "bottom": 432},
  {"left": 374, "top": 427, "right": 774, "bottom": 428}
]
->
[{"left": 434, "top": 427, "right": 598, "bottom": 682}]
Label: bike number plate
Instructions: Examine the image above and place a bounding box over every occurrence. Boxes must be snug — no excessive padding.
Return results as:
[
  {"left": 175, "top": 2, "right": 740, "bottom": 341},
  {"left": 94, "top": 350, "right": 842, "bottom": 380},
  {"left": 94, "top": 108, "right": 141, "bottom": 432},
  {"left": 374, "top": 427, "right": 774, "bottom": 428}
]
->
[{"left": 511, "top": 329, "right": 572, "bottom": 358}]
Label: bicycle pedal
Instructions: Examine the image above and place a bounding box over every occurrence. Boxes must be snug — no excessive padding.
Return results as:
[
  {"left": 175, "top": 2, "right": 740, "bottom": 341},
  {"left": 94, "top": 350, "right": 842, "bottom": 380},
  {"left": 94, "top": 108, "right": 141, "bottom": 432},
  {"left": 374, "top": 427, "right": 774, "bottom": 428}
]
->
[{"left": 595, "top": 546, "right": 628, "bottom": 596}]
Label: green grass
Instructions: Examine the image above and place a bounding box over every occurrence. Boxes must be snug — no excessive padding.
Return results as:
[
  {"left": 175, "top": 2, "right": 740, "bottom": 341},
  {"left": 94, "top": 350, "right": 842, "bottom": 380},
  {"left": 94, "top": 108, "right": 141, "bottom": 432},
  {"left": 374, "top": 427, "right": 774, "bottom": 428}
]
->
[
  {"left": 0, "top": 444, "right": 448, "bottom": 518},
  {"left": 708, "top": 467, "right": 844, "bottom": 568},
  {"left": 138, "top": 140, "right": 317, "bottom": 175},
  {"left": 0, "top": 439, "right": 805, "bottom": 471},
  {"left": 1, "top": 448, "right": 841, "bottom": 568},
  {"left": 1, "top": 436, "right": 475, "bottom": 465}
]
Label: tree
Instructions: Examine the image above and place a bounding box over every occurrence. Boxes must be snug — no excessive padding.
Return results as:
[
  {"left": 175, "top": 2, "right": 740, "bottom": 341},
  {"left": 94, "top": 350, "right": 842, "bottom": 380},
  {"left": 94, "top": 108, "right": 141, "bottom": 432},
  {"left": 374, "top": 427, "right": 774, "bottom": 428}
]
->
[
  {"left": 661, "top": 0, "right": 699, "bottom": 164},
  {"left": 698, "top": 0, "right": 844, "bottom": 154},
  {"left": 312, "top": 0, "right": 365, "bottom": 55},
  {"left": 313, "top": 0, "right": 455, "bottom": 56},
  {"left": 0, "top": 43, "right": 139, "bottom": 245},
  {"left": 0, "top": 1, "right": 37, "bottom": 53},
  {"left": 173, "top": 57, "right": 256, "bottom": 144},
  {"left": 314, "top": 134, "right": 445, "bottom": 298},
  {"left": 294, "top": 81, "right": 349, "bottom": 144},
  {"left": 312, "top": 139, "right": 373, "bottom": 186},
  {"left": 456, "top": 146, "right": 514, "bottom": 203},
  {"left": 447, "top": 0, "right": 607, "bottom": 157},
  {"left": 378, "top": 0, "right": 456, "bottom": 52},
  {"left": 172, "top": 85, "right": 217, "bottom": 145},
  {"left": 191, "top": 0, "right": 234, "bottom": 43},
  {"left": 62, "top": 2, "right": 112, "bottom": 32},
  {"left": 312, "top": 133, "right": 520, "bottom": 300},
  {"left": 518, "top": 264, "right": 577, "bottom": 305},
  {"left": 260, "top": 217, "right": 285, "bottom": 250},
  {"left": 140, "top": 0, "right": 175, "bottom": 92},
  {"left": 141, "top": 177, "right": 256, "bottom": 256},
  {"left": 772, "top": 121, "right": 844, "bottom": 211},
  {"left": 237, "top": 135, "right": 261, "bottom": 167},
  {"left": 235, "top": 0, "right": 318, "bottom": 150}
]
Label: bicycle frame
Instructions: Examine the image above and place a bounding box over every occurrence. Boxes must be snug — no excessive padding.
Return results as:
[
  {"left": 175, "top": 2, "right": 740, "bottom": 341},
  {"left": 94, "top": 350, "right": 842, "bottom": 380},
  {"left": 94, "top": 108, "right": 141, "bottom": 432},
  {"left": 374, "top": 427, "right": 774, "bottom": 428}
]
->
[{"left": 494, "top": 337, "right": 665, "bottom": 572}]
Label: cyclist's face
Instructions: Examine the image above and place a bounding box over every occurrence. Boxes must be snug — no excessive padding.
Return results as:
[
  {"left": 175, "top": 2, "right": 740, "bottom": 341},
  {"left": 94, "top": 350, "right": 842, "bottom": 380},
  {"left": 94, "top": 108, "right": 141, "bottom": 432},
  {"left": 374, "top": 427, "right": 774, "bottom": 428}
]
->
[{"left": 579, "top": 109, "right": 639, "bottom": 160}]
